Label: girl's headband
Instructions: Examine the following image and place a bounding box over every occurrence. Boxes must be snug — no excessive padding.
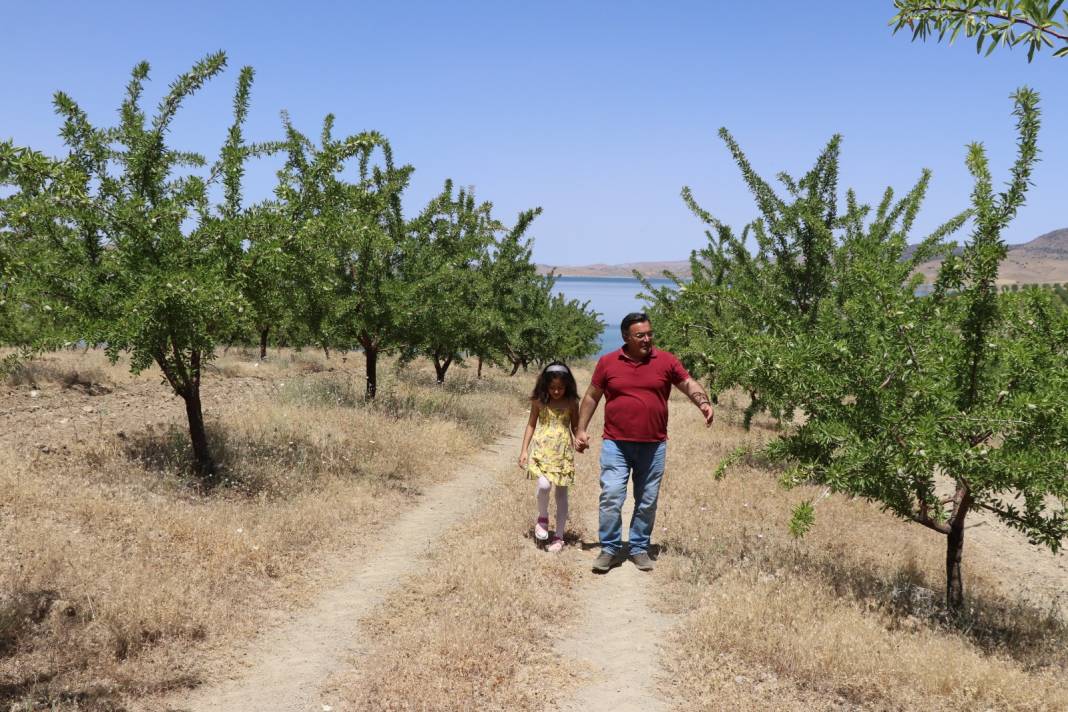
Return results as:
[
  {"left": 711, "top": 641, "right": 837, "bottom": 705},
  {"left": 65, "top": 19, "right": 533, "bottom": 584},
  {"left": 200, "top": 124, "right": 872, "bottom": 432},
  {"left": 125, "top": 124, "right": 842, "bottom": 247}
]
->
[{"left": 544, "top": 364, "right": 570, "bottom": 374}]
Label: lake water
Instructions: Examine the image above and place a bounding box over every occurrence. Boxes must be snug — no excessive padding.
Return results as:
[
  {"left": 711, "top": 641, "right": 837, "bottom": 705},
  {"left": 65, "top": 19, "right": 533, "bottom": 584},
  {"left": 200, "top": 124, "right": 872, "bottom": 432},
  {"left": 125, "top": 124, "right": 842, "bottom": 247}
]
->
[
  {"left": 553, "top": 276, "right": 676, "bottom": 355},
  {"left": 553, "top": 275, "right": 935, "bottom": 357}
]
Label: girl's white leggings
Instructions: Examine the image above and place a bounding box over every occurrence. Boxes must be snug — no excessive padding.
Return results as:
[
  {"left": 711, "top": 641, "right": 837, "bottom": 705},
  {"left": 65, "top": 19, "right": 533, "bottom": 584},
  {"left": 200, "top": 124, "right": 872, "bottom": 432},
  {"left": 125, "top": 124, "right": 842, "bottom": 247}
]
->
[{"left": 536, "top": 476, "right": 568, "bottom": 539}]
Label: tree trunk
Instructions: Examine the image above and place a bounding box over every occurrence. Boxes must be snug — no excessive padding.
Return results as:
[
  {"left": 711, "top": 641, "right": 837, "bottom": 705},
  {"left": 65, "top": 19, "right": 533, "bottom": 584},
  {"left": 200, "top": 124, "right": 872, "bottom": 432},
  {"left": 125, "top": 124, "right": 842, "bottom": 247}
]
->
[
  {"left": 434, "top": 355, "right": 452, "bottom": 384},
  {"left": 322, "top": 344, "right": 330, "bottom": 359},
  {"left": 945, "top": 493, "right": 972, "bottom": 611},
  {"left": 364, "top": 343, "right": 378, "bottom": 400},
  {"left": 259, "top": 326, "right": 269, "bottom": 360},
  {"left": 154, "top": 346, "right": 215, "bottom": 482},
  {"left": 477, "top": 356, "right": 483, "bottom": 379},
  {"left": 509, "top": 358, "right": 521, "bottom": 376},
  {"left": 182, "top": 384, "right": 216, "bottom": 480}
]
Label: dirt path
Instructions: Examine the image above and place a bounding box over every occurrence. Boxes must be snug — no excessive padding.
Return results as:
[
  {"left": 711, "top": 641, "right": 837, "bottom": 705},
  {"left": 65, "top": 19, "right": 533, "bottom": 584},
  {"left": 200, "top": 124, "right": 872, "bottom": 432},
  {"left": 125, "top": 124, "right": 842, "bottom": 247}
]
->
[
  {"left": 150, "top": 430, "right": 520, "bottom": 712},
  {"left": 968, "top": 507, "right": 1068, "bottom": 617},
  {"left": 554, "top": 494, "right": 676, "bottom": 712}
]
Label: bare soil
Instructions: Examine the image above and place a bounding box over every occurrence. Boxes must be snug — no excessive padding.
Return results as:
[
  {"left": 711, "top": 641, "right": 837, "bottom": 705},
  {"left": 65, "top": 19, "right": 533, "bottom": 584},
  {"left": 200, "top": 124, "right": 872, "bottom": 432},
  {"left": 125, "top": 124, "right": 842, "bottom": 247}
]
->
[
  {"left": 554, "top": 495, "right": 675, "bottom": 712},
  {"left": 967, "top": 507, "right": 1068, "bottom": 618},
  {"left": 1, "top": 367, "right": 273, "bottom": 457}
]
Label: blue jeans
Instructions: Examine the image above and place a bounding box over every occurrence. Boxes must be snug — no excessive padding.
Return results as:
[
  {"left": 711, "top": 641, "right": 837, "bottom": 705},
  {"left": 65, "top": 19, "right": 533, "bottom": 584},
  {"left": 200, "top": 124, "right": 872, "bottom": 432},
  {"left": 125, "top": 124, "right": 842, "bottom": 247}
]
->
[{"left": 598, "top": 440, "right": 667, "bottom": 556}]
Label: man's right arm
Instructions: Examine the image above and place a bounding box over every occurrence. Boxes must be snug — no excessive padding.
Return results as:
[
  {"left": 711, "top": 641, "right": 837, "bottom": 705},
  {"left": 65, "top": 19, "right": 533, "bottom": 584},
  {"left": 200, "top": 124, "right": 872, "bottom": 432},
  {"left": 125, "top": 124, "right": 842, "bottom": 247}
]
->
[{"left": 575, "top": 384, "right": 603, "bottom": 452}]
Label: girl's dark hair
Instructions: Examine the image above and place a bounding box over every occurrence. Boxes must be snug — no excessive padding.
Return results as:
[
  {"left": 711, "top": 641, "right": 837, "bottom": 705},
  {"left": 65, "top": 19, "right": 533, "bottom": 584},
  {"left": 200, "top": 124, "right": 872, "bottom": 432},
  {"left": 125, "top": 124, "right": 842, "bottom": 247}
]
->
[{"left": 530, "top": 361, "right": 579, "bottom": 404}]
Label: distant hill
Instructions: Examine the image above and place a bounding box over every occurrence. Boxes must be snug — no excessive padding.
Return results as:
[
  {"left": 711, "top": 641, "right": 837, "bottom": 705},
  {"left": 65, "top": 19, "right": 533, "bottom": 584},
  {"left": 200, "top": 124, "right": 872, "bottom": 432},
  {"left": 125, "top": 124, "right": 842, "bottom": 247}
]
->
[
  {"left": 540, "top": 228, "right": 1068, "bottom": 285},
  {"left": 1013, "top": 227, "right": 1068, "bottom": 259},
  {"left": 913, "top": 227, "right": 1068, "bottom": 285},
  {"left": 537, "top": 260, "right": 692, "bottom": 279},
  {"left": 900, "top": 243, "right": 964, "bottom": 263}
]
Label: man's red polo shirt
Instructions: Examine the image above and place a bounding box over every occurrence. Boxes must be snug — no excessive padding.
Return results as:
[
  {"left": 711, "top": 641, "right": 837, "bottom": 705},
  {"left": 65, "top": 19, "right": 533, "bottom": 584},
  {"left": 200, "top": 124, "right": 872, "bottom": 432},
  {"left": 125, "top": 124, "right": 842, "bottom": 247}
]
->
[{"left": 591, "top": 347, "right": 691, "bottom": 442}]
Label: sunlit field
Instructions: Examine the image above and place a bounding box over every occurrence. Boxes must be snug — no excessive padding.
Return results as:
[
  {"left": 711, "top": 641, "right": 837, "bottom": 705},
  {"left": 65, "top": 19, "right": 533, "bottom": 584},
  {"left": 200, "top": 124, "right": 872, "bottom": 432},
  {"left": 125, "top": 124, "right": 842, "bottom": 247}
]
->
[
  {"left": 326, "top": 386, "right": 1068, "bottom": 711},
  {"left": 1, "top": 348, "right": 528, "bottom": 710}
]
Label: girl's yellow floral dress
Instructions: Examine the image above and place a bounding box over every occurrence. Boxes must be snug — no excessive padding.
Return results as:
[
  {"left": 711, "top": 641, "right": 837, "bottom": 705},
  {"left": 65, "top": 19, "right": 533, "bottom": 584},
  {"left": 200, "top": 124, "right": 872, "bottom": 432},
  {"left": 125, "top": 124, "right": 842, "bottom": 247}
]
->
[{"left": 527, "top": 405, "right": 576, "bottom": 487}]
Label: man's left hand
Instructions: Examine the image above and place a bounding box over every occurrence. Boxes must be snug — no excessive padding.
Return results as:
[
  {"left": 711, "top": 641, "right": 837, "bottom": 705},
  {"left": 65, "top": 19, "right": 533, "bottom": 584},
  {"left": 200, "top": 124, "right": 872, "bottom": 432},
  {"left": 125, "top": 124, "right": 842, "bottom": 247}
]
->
[{"left": 699, "top": 402, "right": 714, "bottom": 427}]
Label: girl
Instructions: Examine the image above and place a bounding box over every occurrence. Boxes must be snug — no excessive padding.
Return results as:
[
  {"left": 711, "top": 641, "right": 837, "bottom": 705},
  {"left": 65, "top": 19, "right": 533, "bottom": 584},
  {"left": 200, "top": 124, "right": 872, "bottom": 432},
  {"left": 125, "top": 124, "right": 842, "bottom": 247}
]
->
[{"left": 519, "top": 361, "right": 579, "bottom": 553}]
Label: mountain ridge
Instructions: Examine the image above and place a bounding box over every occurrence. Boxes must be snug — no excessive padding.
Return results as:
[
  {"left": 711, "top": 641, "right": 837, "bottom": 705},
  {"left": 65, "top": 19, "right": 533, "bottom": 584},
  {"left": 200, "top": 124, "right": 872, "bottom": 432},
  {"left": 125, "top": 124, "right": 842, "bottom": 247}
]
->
[{"left": 539, "top": 227, "right": 1068, "bottom": 284}]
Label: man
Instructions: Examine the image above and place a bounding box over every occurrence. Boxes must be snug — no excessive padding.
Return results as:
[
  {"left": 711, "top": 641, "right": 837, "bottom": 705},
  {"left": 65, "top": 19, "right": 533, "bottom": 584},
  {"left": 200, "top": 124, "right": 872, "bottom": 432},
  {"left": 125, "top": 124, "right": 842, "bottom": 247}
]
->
[{"left": 575, "top": 312, "right": 714, "bottom": 572}]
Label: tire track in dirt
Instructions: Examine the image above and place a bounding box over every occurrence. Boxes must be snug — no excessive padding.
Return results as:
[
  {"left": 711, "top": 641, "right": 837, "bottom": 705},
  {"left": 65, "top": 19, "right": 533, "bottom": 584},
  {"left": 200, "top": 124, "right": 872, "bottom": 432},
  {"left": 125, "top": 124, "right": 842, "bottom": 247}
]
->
[
  {"left": 150, "top": 430, "right": 520, "bottom": 712},
  {"left": 554, "top": 490, "right": 676, "bottom": 712}
]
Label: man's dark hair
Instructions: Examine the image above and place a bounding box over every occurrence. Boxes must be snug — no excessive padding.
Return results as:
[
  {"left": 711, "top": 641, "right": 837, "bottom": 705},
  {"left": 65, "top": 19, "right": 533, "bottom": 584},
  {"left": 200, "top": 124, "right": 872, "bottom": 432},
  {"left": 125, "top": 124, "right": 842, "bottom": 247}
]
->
[{"left": 621, "top": 312, "right": 651, "bottom": 338}]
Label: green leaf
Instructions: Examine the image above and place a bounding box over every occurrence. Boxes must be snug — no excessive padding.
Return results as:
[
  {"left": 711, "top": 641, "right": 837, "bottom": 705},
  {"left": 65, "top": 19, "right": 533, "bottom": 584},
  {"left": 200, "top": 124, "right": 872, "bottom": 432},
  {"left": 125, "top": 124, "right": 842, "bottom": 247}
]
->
[{"left": 789, "top": 500, "right": 816, "bottom": 538}]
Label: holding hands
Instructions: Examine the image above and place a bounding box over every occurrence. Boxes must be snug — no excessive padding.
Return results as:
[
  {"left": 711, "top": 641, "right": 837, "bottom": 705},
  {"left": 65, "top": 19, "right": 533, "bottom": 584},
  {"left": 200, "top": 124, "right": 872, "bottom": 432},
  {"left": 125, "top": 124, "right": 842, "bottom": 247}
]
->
[{"left": 574, "top": 429, "right": 590, "bottom": 453}]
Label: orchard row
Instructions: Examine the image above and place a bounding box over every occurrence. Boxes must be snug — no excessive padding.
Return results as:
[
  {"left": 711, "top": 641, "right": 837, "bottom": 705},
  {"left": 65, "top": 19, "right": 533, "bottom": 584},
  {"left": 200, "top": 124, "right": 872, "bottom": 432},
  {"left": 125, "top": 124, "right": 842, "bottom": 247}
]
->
[{"left": 0, "top": 53, "right": 602, "bottom": 477}]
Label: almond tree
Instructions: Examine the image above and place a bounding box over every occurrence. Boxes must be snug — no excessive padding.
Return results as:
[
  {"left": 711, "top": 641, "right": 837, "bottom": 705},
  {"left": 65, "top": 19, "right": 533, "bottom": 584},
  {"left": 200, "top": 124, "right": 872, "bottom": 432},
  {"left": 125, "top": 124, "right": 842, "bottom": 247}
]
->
[
  {"left": 349, "top": 140, "right": 416, "bottom": 398},
  {"left": 540, "top": 290, "right": 603, "bottom": 363},
  {"left": 490, "top": 271, "right": 602, "bottom": 374},
  {"left": 470, "top": 206, "right": 546, "bottom": 375},
  {"left": 682, "top": 90, "right": 1066, "bottom": 610},
  {"left": 271, "top": 114, "right": 409, "bottom": 396},
  {"left": 0, "top": 150, "right": 50, "bottom": 368},
  {"left": 645, "top": 130, "right": 965, "bottom": 426},
  {"left": 0, "top": 54, "right": 259, "bottom": 479},
  {"left": 0, "top": 224, "right": 14, "bottom": 357},
  {"left": 236, "top": 204, "right": 291, "bottom": 359},
  {"left": 401, "top": 181, "right": 500, "bottom": 383}
]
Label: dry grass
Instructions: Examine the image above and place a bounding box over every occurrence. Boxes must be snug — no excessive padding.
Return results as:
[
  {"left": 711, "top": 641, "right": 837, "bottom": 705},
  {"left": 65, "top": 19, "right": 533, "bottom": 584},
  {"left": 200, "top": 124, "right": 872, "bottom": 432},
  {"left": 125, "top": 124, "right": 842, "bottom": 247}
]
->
[
  {"left": 336, "top": 467, "right": 589, "bottom": 711},
  {"left": 6, "top": 349, "right": 1066, "bottom": 711},
  {"left": 4, "top": 352, "right": 115, "bottom": 395},
  {"left": 335, "top": 365, "right": 598, "bottom": 711},
  {"left": 317, "top": 379, "right": 1068, "bottom": 711},
  {"left": 0, "top": 348, "right": 527, "bottom": 710},
  {"left": 654, "top": 393, "right": 1068, "bottom": 711}
]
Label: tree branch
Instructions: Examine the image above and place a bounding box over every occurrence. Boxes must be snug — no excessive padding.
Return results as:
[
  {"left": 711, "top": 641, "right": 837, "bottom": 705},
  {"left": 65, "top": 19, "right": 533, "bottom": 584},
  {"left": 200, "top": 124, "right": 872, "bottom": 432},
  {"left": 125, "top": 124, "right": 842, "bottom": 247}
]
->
[
  {"left": 904, "top": 5, "right": 1068, "bottom": 42},
  {"left": 973, "top": 500, "right": 1053, "bottom": 530},
  {"left": 908, "top": 508, "right": 951, "bottom": 534}
]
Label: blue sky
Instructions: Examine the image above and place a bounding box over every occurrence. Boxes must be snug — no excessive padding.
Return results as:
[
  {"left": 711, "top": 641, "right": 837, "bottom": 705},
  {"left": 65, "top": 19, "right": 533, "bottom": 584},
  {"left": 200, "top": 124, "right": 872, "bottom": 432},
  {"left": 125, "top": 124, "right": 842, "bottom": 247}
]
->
[{"left": 3, "top": 1, "right": 1065, "bottom": 265}]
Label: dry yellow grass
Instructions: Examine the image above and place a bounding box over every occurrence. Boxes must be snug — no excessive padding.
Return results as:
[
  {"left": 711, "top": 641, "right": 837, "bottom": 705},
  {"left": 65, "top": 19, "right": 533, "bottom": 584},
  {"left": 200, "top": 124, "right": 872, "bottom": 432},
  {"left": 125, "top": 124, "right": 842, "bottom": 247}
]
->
[
  {"left": 0, "top": 348, "right": 526, "bottom": 710},
  {"left": 334, "top": 365, "right": 599, "bottom": 711},
  {"left": 6, "top": 350, "right": 1066, "bottom": 711},
  {"left": 324, "top": 382, "right": 1068, "bottom": 711},
  {"left": 654, "top": 394, "right": 1068, "bottom": 711},
  {"left": 336, "top": 468, "right": 590, "bottom": 710}
]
